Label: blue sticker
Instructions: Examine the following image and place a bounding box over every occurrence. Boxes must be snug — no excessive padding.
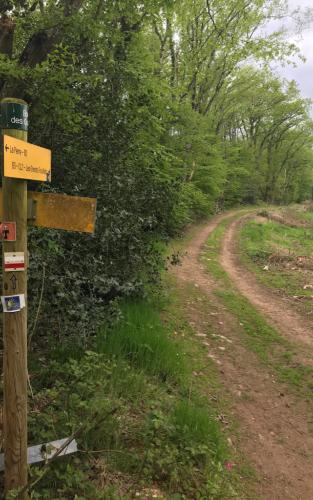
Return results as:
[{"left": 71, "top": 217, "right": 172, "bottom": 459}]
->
[
  {"left": 1, "top": 294, "right": 25, "bottom": 313},
  {"left": 5, "top": 295, "right": 21, "bottom": 311}
]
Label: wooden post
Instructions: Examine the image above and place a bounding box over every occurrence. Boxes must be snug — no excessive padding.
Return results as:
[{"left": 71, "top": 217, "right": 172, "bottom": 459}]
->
[{"left": 1, "top": 98, "right": 28, "bottom": 497}]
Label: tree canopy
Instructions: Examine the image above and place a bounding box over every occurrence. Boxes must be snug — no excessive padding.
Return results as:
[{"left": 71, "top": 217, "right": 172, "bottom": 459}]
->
[{"left": 0, "top": 0, "right": 312, "bottom": 340}]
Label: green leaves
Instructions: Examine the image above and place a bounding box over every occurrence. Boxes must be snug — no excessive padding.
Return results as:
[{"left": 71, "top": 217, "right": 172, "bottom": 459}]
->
[{"left": 1, "top": 0, "right": 311, "bottom": 343}]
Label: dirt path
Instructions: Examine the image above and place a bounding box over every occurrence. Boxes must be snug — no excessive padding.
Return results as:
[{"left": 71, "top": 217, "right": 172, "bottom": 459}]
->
[
  {"left": 220, "top": 216, "right": 313, "bottom": 348},
  {"left": 174, "top": 211, "right": 313, "bottom": 500}
]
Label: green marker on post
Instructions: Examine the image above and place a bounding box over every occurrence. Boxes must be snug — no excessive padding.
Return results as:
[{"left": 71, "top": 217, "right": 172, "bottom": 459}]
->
[{"left": 0, "top": 101, "right": 28, "bottom": 131}]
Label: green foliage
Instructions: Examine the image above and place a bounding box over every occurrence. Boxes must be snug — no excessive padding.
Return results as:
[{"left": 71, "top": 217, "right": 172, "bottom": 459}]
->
[
  {"left": 97, "top": 300, "right": 187, "bottom": 383},
  {"left": 172, "top": 401, "right": 226, "bottom": 457},
  {"left": 142, "top": 403, "right": 233, "bottom": 498},
  {"left": 15, "top": 298, "right": 238, "bottom": 499},
  {"left": 213, "top": 67, "right": 313, "bottom": 204},
  {"left": 171, "top": 182, "right": 214, "bottom": 228},
  {"left": 0, "top": 0, "right": 312, "bottom": 343},
  {"left": 2, "top": 1, "right": 313, "bottom": 495}
]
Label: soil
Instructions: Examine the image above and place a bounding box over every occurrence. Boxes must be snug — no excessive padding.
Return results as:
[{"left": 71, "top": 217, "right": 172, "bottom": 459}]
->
[
  {"left": 174, "top": 211, "right": 313, "bottom": 500},
  {"left": 220, "top": 216, "right": 313, "bottom": 348}
]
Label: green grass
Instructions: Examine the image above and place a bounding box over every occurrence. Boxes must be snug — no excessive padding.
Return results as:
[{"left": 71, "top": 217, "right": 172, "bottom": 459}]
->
[
  {"left": 22, "top": 293, "right": 246, "bottom": 500},
  {"left": 283, "top": 204, "right": 313, "bottom": 224},
  {"left": 96, "top": 300, "right": 187, "bottom": 384},
  {"left": 201, "top": 214, "right": 313, "bottom": 395},
  {"left": 172, "top": 401, "right": 224, "bottom": 451},
  {"left": 163, "top": 278, "right": 257, "bottom": 498},
  {"left": 241, "top": 219, "right": 313, "bottom": 257},
  {"left": 215, "top": 289, "right": 285, "bottom": 363},
  {"left": 239, "top": 219, "right": 313, "bottom": 309},
  {"left": 302, "top": 211, "right": 313, "bottom": 223}
]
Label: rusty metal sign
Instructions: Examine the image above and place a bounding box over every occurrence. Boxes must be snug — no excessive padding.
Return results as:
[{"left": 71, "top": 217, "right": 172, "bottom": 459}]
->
[
  {"left": 0, "top": 190, "right": 96, "bottom": 233},
  {"left": 27, "top": 191, "right": 97, "bottom": 233}
]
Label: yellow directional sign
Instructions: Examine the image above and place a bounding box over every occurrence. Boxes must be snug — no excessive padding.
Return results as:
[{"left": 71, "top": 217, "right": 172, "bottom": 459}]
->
[
  {"left": 3, "top": 134, "right": 51, "bottom": 182},
  {"left": 0, "top": 190, "right": 97, "bottom": 233},
  {"left": 27, "top": 191, "right": 97, "bottom": 233}
]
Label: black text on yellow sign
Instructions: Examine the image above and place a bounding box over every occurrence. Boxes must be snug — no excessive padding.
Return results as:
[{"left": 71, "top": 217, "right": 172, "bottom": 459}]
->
[{"left": 3, "top": 135, "right": 51, "bottom": 182}]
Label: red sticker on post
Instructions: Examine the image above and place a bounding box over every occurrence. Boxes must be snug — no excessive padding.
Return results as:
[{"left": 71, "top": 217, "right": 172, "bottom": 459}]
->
[
  {"left": 4, "top": 252, "right": 25, "bottom": 272},
  {"left": 0, "top": 222, "right": 16, "bottom": 241}
]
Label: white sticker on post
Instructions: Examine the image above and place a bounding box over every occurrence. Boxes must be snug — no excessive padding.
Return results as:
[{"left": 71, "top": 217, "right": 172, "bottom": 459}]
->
[
  {"left": 4, "top": 252, "right": 25, "bottom": 272},
  {"left": 1, "top": 294, "right": 25, "bottom": 313}
]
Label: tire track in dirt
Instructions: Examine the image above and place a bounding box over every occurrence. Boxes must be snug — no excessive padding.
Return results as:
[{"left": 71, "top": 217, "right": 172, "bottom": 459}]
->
[
  {"left": 220, "top": 216, "right": 313, "bottom": 347},
  {"left": 174, "top": 211, "right": 313, "bottom": 500},
  {"left": 174, "top": 211, "right": 240, "bottom": 287}
]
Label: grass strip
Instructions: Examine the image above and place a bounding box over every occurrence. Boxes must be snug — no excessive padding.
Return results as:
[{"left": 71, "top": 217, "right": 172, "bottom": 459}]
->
[{"left": 202, "top": 214, "right": 313, "bottom": 396}]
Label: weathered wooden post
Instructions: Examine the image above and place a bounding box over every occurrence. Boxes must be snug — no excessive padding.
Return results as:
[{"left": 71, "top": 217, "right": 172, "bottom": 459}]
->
[
  {"left": 0, "top": 99, "right": 96, "bottom": 497},
  {"left": 1, "top": 97, "right": 29, "bottom": 497}
]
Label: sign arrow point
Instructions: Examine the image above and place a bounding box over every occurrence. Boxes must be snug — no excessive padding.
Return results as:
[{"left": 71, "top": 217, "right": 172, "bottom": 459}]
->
[{"left": 9, "top": 274, "right": 18, "bottom": 291}]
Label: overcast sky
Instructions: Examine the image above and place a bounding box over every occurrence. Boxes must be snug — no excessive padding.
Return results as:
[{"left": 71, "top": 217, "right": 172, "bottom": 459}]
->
[{"left": 269, "top": 1, "right": 313, "bottom": 113}]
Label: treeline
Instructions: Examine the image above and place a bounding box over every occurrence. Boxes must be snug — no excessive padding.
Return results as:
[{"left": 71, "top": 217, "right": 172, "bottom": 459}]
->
[{"left": 0, "top": 0, "right": 312, "bottom": 340}]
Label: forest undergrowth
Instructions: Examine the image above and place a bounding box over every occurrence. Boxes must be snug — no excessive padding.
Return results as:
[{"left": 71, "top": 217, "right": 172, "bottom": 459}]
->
[{"left": 8, "top": 296, "right": 244, "bottom": 499}]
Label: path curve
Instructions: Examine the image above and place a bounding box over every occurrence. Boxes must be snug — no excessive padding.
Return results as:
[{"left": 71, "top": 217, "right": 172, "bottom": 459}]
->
[
  {"left": 175, "top": 210, "right": 239, "bottom": 287},
  {"left": 220, "top": 215, "right": 313, "bottom": 348},
  {"left": 174, "top": 210, "right": 313, "bottom": 500}
]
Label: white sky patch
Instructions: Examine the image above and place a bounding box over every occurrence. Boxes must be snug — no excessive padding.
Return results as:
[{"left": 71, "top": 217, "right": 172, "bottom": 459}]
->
[
  {"left": 277, "top": 31, "right": 313, "bottom": 97},
  {"left": 267, "top": 1, "right": 313, "bottom": 114}
]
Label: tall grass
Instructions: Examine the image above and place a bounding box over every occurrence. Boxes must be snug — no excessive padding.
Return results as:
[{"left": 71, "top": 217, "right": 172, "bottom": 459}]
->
[
  {"left": 172, "top": 400, "right": 227, "bottom": 461},
  {"left": 241, "top": 219, "right": 313, "bottom": 258},
  {"left": 239, "top": 219, "right": 313, "bottom": 306},
  {"left": 97, "top": 300, "right": 187, "bottom": 383}
]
